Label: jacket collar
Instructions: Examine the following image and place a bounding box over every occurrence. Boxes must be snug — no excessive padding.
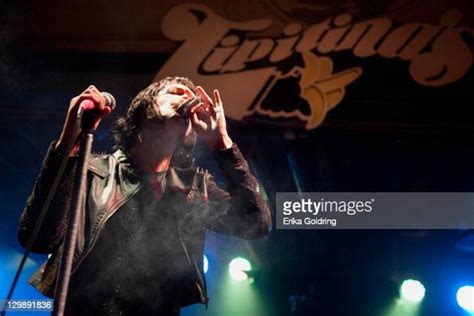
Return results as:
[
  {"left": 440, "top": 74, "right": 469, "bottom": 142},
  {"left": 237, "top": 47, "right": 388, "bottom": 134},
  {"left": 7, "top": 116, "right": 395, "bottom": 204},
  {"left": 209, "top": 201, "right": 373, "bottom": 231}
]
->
[{"left": 106, "top": 150, "right": 209, "bottom": 199}]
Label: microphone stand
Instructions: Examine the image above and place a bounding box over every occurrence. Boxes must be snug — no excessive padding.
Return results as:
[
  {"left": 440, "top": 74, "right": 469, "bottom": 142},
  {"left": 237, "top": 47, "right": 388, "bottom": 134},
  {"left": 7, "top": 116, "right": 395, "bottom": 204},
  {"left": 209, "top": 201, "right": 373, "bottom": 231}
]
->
[{"left": 53, "top": 108, "right": 96, "bottom": 316}]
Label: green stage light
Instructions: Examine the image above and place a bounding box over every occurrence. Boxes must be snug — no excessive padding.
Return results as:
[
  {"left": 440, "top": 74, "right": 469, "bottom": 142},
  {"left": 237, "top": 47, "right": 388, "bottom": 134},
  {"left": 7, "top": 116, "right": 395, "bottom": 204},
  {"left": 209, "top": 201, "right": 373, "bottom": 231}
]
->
[
  {"left": 400, "top": 279, "right": 425, "bottom": 303},
  {"left": 228, "top": 257, "right": 251, "bottom": 281}
]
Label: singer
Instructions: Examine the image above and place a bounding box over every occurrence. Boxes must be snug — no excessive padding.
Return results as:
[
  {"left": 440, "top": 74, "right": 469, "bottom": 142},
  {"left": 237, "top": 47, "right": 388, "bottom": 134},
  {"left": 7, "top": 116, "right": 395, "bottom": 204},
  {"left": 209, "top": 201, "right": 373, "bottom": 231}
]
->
[{"left": 17, "top": 77, "right": 271, "bottom": 315}]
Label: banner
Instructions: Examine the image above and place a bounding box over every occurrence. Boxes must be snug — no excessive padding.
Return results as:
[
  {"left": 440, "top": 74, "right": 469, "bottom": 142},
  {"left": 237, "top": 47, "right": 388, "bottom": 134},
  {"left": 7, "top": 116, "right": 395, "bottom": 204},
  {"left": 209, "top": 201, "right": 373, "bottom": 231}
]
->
[{"left": 156, "top": 3, "right": 473, "bottom": 129}]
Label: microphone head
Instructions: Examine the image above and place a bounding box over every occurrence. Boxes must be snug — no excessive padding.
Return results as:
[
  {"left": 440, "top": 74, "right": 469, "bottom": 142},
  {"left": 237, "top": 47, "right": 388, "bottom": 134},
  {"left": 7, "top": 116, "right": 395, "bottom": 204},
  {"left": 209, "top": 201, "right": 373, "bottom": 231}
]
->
[
  {"left": 177, "top": 97, "right": 201, "bottom": 119},
  {"left": 101, "top": 92, "right": 116, "bottom": 110}
]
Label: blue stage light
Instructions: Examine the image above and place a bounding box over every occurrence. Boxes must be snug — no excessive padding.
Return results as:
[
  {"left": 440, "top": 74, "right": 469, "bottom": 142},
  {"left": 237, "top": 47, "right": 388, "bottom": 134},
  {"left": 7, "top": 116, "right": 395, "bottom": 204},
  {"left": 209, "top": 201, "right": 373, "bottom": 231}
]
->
[
  {"left": 456, "top": 285, "right": 474, "bottom": 313},
  {"left": 203, "top": 255, "right": 209, "bottom": 274}
]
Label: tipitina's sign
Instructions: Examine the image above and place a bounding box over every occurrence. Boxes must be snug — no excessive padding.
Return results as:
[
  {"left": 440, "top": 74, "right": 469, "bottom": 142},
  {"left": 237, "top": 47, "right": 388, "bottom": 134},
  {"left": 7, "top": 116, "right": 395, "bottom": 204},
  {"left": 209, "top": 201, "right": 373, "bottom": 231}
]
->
[{"left": 155, "top": 3, "right": 472, "bottom": 130}]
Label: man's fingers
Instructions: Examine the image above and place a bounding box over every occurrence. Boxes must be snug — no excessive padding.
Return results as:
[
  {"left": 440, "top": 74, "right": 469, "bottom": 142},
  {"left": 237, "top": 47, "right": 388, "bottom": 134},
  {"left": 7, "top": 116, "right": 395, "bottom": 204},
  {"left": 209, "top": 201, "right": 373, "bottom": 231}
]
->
[
  {"left": 74, "top": 87, "right": 111, "bottom": 119},
  {"left": 98, "top": 106, "right": 112, "bottom": 117},
  {"left": 78, "top": 84, "right": 109, "bottom": 111},
  {"left": 87, "top": 85, "right": 106, "bottom": 99},
  {"left": 191, "top": 112, "right": 207, "bottom": 130},
  {"left": 81, "top": 85, "right": 102, "bottom": 100},
  {"left": 195, "top": 86, "right": 214, "bottom": 107},
  {"left": 212, "top": 89, "right": 224, "bottom": 114},
  {"left": 76, "top": 94, "right": 100, "bottom": 110},
  {"left": 76, "top": 85, "right": 102, "bottom": 104},
  {"left": 189, "top": 102, "right": 203, "bottom": 114},
  {"left": 183, "top": 87, "right": 195, "bottom": 98},
  {"left": 82, "top": 92, "right": 101, "bottom": 103},
  {"left": 213, "top": 89, "right": 220, "bottom": 105}
]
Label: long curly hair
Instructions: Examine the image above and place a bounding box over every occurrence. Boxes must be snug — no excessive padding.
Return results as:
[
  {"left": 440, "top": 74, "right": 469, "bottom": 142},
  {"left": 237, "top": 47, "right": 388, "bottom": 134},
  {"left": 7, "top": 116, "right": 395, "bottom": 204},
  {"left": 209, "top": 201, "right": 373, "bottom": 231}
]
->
[{"left": 112, "top": 76, "right": 198, "bottom": 168}]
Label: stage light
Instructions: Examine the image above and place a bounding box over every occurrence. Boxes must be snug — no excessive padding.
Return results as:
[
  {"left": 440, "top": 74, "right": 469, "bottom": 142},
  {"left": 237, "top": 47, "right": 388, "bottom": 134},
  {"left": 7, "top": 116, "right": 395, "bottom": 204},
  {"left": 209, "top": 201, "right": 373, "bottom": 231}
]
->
[
  {"left": 400, "top": 279, "right": 425, "bottom": 303},
  {"left": 203, "top": 255, "right": 209, "bottom": 274},
  {"left": 228, "top": 257, "right": 251, "bottom": 281},
  {"left": 456, "top": 285, "right": 474, "bottom": 313}
]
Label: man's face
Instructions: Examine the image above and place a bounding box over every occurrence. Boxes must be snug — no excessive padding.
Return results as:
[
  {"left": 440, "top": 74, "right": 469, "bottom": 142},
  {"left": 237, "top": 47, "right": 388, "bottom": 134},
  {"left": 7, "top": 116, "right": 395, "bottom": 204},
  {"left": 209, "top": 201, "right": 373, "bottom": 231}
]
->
[
  {"left": 155, "top": 83, "right": 197, "bottom": 119},
  {"left": 142, "top": 82, "right": 196, "bottom": 140}
]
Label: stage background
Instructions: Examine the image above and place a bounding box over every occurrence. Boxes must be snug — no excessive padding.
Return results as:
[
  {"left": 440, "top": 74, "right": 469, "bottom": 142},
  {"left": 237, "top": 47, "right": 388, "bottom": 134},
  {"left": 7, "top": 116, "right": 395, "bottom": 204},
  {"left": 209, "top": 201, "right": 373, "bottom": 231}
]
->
[{"left": 0, "top": 1, "right": 473, "bottom": 315}]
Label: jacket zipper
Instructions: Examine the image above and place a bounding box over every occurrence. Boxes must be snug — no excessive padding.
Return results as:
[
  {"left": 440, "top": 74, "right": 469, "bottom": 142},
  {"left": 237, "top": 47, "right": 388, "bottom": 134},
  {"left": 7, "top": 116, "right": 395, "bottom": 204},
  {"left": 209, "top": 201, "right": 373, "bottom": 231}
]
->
[
  {"left": 71, "top": 184, "right": 142, "bottom": 273},
  {"left": 176, "top": 214, "right": 209, "bottom": 308}
]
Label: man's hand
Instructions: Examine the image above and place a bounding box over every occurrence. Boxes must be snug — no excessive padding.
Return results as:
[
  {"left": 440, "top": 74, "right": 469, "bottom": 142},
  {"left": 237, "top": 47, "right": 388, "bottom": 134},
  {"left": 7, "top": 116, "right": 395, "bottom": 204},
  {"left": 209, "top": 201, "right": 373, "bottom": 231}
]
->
[
  {"left": 55, "top": 85, "right": 112, "bottom": 155},
  {"left": 189, "top": 86, "right": 233, "bottom": 150}
]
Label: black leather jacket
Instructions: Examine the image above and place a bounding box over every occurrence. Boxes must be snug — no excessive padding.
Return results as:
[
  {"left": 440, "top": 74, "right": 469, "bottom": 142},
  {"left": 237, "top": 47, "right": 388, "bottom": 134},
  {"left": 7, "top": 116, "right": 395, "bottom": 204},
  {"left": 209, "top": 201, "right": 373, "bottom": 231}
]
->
[{"left": 18, "top": 142, "right": 271, "bottom": 307}]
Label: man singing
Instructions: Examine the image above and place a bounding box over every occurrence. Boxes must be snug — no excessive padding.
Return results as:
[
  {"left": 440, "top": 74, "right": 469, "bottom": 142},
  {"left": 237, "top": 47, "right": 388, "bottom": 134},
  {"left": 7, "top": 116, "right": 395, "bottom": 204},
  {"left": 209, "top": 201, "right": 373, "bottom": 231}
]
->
[{"left": 17, "top": 77, "right": 271, "bottom": 315}]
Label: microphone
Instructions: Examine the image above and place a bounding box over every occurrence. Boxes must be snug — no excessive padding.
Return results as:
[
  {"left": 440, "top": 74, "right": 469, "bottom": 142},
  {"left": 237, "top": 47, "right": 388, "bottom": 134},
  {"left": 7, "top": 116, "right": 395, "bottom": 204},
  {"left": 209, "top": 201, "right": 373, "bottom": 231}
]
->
[
  {"left": 176, "top": 97, "right": 201, "bottom": 119},
  {"left": 79, "top": 92, "right": 116, "bottom": 111},
  {"left": 78, "top": 92, "right": 116, "bottom": 131},
  {"left": 102, "top": 92, "right": 116, "bottom": 110}
]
